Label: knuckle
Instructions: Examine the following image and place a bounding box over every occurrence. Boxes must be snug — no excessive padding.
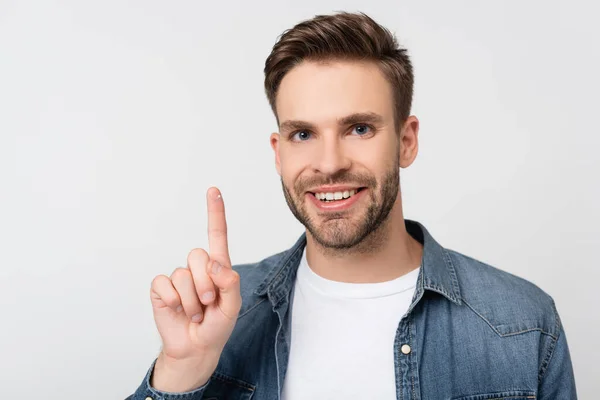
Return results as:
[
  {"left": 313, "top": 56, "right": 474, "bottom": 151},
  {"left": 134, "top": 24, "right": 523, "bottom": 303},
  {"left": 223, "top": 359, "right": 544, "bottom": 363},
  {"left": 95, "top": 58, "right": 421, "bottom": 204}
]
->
[
  {"left": 171, "top": 267, "right": 190, "bottom": 281},
  {"left": 187, "top": 248, "right": 209, "bottom": 264},
  {"left": 155, "top": 288, "right": 178, "bottom": 307},
  {"left": 150, "top": 275, "right": 180, "bottom": 308},
  {"left": 210, "top": 256, "right": 230, "bottom": 271},
  {"left": 164, "top": 295, "right": 180, "bottom": 308},
  {"left": 151, "top": 274, "right": 169, "bottom": 288},
  {"left": 224, "top": 270, "right": 240, "bottom": 287}
]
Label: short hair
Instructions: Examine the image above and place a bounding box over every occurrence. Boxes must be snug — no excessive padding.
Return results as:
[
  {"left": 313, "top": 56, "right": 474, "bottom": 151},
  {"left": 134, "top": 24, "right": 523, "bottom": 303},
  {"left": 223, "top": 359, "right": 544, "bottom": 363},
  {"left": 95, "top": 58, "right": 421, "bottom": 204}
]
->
[{"left": 264, "top": 11, "right": 414, "bottom": 133}]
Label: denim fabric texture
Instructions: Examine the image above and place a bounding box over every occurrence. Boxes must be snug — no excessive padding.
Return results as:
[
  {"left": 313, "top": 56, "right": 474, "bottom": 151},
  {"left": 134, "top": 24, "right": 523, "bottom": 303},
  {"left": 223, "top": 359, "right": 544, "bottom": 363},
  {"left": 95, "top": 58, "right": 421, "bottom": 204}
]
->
[{"left": 129, "top": 219, "right": 576, "bottom": 400}]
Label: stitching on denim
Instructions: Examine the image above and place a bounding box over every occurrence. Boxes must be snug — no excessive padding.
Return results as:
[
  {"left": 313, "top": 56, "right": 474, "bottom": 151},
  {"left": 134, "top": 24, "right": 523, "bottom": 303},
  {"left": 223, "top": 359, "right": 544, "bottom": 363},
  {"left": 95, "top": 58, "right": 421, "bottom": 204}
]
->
[
  {"left": 462, "top": 299, "right": 504, "bottom": 337},
  {"left": 145, "top": 358, "right": 206, "bottom": 400},
  {"left": 538, "top": 299, "right": 561, "bottom": 381},
  {"left": 452, "top": 395, "right": 535, "bottom": 400},
  {"left": 451, "top": 390, "right": 536, "bottom": 400},
  {"left": 425, "top": 282, "right": 448, "bottom": 296},
  {"left": 394, "top": 318, "right": 403, "bottom": 400},
  {"left": 551, "top": 298, "right": 560, "bottom": 338},
  {"left": 424, "top": 281, "right": 457, "bottom": 304},
  {"left": 500, "top": 327, "right": 557, "bottom": 340},
  {"left": 463, "top": 299, "right": 557, "bottom": 339},
  {"left": 538, "top": 332, "right": 557, "bottom": 384},
  {"left": 406, "top": 269, "right": 425, "bottom": 315},
  {"left": 455, "top": 397, "right": 535, "bottom": 400},
  {"left": 442, "top": 248, "right": 462, "bottom": 302},
  {"left": 237, "top": 297, "right": 267, "bottom": 319},
  {"left": 409, "top": 314, "right": 416, "bottom": 400}
]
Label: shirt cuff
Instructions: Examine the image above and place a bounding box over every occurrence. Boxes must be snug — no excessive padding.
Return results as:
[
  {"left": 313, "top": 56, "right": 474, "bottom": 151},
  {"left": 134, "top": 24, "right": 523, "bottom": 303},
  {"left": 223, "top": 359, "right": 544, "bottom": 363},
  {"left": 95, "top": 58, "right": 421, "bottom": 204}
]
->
[{"left": 130, "top": 358, "right": 211, "bottom": 400}]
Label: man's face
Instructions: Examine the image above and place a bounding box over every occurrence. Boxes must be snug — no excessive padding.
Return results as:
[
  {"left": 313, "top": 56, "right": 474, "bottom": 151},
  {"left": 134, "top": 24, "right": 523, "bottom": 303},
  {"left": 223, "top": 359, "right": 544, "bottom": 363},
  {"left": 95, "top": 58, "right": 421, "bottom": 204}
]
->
[{"left": 271, "top": 60, "right": 402, "bottom": 250}]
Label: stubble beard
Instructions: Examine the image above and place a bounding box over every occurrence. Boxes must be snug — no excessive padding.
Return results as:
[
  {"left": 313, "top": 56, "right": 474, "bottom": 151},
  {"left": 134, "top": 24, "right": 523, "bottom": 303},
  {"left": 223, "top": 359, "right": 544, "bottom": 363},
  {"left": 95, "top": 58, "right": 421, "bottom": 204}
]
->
[{"left": 281, "top": 163, "right": 400, "bottom": 256}]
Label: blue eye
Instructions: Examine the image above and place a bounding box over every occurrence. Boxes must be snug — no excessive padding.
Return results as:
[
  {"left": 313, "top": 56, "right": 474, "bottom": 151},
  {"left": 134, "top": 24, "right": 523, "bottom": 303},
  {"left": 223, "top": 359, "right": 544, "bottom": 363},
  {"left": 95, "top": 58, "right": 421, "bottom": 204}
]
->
[
  {"left": 292, "top": 130, "right": 312, "bottom": 141},
  {"left": 352, "top": 124, "right": 371, "bottom": 136}
]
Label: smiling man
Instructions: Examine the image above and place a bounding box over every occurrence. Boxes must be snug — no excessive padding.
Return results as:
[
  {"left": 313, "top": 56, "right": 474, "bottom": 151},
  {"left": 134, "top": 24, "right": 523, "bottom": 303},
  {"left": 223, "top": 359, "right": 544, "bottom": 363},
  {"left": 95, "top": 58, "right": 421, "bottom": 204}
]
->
[{"left": 130, "top": 11, "right": 577, "bottom": 400}]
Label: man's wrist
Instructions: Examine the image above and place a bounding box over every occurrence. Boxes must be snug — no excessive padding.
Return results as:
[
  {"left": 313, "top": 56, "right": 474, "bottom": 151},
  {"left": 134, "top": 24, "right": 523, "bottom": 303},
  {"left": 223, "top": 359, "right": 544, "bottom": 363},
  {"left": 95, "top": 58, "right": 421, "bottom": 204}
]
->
[{"left": 151, "top": 353, "right": 215, "bottom": 393}]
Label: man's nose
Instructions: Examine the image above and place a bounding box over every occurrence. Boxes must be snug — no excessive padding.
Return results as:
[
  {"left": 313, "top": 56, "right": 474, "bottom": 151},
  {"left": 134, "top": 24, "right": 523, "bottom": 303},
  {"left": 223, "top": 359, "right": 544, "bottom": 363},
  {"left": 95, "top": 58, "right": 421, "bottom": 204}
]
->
[{"left": 312, "top": 136, "right": 352, "bottom": 175}]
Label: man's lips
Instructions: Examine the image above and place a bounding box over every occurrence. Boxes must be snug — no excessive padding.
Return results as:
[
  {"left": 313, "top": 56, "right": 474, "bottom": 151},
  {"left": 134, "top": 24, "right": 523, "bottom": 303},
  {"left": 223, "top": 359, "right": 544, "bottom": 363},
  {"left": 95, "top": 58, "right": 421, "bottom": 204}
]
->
[
  {"left": 306, "top": 185, "right": 365, "bottom": 193},
  {"left": 306, "top": 187, "right": 367, "bottom": 211}
]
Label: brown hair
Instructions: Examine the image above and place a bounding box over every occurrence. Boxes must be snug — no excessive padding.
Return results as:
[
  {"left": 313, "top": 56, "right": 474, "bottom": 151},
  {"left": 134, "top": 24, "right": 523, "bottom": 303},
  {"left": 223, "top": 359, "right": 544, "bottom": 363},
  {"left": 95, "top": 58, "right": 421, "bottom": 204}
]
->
[{"left": 263, "top": 11, "right": 414, "bottom": 133}]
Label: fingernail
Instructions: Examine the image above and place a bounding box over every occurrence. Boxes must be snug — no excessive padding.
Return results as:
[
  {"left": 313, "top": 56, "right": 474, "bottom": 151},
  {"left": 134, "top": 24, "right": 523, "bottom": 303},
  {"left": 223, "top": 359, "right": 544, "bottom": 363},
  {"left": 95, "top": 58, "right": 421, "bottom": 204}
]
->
[
  {"left": 176, "top": 305, "right": 183, "bottom": 312},
  {"left": 211, "top": 261, "right": 222, "bottom": 275},
  {"left": 201, "top": 292, "right": 215, "bottom": 302},
  {"left": 212, "top": 191, "right": 222, "bottom": 201},
  {"left": 191, "top": 313, "right": 203, "bottom": 323}
]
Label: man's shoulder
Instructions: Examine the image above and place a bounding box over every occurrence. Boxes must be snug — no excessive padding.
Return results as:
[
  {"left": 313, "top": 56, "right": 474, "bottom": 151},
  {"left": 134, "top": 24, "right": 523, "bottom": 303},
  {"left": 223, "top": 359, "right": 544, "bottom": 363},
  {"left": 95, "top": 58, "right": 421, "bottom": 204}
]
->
[{"left": 446, "top": 248, "right": 560, "bottom": 339}]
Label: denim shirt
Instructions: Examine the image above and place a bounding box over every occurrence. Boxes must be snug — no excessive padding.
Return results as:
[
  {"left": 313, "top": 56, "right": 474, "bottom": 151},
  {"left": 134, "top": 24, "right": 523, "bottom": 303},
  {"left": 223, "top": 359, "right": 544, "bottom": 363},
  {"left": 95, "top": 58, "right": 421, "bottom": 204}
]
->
[{"left": 129, "top": 219, "right": 577, "bottom": 400}]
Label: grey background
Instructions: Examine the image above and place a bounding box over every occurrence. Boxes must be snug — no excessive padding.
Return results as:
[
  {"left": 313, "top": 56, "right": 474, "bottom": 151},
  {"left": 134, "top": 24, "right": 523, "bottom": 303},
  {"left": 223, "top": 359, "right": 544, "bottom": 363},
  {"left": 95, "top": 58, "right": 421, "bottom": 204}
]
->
[{"left": 0, "top": 0, "right": 597, "bottom": 398}]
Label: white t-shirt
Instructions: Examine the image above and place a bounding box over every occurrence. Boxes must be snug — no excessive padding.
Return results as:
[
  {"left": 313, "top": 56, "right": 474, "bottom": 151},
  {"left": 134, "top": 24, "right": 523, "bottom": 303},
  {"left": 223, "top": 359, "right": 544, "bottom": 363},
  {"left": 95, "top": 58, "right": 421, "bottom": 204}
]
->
[{"left": 281, "top": 248, "right": 420, "bottom": 400}]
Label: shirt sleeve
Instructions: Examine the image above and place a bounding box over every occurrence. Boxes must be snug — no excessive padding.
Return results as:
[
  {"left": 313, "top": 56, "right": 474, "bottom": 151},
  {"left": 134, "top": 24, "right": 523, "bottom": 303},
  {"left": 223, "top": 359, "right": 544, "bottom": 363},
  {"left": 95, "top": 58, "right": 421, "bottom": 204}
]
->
[
  {"left": 538, "top": 310, "right": 577, "bottom": 399},
  {"left": 127, "top": 358, "right": 211, "bottom": 400}
]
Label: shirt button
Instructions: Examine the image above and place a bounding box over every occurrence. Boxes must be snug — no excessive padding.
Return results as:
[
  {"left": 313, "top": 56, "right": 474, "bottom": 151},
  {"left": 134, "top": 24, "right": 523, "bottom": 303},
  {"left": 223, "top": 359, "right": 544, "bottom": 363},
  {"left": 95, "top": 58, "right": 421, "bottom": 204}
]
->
[
  {"left": 145, "top": 397, "right": 153, "bottom": 400},
  {"left": 401, "top": 344, "right": 411, "bottom": 354}
]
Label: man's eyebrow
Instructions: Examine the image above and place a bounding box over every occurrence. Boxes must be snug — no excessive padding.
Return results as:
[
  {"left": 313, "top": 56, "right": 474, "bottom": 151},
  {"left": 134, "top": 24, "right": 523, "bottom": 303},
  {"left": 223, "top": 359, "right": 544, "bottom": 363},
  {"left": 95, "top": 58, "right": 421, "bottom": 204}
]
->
[{"left": 279, "top": 112, "right": 385, "bottom": 132}]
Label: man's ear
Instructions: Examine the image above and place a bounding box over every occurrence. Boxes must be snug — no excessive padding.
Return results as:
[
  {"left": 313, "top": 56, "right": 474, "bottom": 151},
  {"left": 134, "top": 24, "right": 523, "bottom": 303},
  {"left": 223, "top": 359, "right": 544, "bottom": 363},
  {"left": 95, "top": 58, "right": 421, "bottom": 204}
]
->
[
  {"left": 270, "top": 132, "right": 281, "bottom": 176},
  {"left": 399, "top": 116, "right": 419, "bottom": 168}
]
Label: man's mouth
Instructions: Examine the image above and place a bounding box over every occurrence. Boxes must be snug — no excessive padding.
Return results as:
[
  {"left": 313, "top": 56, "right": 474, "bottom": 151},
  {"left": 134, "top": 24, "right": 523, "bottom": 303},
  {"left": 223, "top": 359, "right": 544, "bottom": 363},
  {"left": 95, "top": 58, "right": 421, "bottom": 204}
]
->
[{"left": 310, "top": 187, "right": 366, "bottom": 202}]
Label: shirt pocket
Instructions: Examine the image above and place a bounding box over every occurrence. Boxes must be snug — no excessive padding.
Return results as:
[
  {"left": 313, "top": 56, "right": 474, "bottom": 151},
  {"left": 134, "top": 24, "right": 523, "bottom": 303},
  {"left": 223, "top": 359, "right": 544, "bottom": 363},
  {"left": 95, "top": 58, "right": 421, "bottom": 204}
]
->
[
  {"left": 452, "top": 390, "right": 536, "bottom": 400},
  {"left": 203, "top": 371, "right": 256, "bottom": 400}
]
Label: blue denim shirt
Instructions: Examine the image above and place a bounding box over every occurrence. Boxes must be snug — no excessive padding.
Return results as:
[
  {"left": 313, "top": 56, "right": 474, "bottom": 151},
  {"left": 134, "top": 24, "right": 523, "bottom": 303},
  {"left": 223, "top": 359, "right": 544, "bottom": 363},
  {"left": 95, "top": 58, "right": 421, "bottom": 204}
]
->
[{"left": 130, "top": 219, "right": 577, "bottom": 399}]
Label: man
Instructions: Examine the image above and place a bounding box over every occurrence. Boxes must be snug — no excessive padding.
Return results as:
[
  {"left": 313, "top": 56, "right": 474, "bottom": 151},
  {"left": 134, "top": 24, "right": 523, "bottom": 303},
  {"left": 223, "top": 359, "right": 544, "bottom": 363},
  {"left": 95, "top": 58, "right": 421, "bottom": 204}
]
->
[{"left": 129, "top": 11, "right": 576, "bottom": 400}]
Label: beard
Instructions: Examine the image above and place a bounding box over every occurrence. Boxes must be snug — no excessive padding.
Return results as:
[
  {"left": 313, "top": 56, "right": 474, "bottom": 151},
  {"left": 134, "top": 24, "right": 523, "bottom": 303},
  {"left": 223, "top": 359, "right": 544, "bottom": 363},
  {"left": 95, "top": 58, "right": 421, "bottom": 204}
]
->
[{"left": 281, "top": 161, "right": 400, "bottom": 253}]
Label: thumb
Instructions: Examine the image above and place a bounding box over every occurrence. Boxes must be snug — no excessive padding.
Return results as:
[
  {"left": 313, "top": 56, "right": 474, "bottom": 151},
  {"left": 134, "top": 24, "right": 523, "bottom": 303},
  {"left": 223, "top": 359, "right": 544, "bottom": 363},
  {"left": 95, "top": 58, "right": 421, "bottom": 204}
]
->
[{"left": 207, "top": 260, "right": 241, "bottom": 319}]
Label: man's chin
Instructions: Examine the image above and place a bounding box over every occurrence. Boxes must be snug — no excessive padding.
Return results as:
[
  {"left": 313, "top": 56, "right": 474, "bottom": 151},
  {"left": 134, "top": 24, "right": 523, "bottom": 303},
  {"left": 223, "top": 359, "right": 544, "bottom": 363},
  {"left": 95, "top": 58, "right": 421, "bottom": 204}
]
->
[
  {"left": 307, "top": 221, "right": 365, "bottom": 249},
  {"left": 311, "top": 233, "right": 364, "bottom": 250}
]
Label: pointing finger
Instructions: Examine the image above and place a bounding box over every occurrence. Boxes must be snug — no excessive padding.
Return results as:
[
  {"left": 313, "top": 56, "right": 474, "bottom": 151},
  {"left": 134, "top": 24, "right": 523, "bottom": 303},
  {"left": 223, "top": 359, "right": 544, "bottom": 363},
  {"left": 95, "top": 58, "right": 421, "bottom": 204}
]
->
[{"left": 206, "top": 187, "right": 231, "bottom": 267}]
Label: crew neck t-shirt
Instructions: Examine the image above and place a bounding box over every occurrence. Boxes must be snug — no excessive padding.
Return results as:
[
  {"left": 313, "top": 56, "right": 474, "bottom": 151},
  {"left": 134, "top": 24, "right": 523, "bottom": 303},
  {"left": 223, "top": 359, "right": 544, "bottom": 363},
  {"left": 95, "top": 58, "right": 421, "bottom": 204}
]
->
[{"left": 281, "top": 248, "right": 421, "bottom": 399}]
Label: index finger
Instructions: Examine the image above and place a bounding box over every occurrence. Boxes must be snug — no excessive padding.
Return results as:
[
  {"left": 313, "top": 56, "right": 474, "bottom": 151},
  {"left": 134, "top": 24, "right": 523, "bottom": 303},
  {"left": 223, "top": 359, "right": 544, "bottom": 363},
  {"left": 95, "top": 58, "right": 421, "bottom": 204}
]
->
[{"left": 206, "top": 187, "right": 231, "bottom": 267}]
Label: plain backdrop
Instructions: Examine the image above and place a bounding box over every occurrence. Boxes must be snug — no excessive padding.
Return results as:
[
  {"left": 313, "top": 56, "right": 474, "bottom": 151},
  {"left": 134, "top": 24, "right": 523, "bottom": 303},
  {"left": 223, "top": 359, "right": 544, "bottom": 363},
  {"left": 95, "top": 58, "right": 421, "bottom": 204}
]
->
[{"left": 1, "top": 0, "right": 598, "bottom": 398}]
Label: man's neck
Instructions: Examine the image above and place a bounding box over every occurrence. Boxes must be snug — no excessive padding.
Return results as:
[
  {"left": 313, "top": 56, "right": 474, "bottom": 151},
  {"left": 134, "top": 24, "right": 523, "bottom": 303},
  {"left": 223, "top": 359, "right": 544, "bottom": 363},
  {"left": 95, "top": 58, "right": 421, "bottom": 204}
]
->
[{"left": 304, "top": 202, "right": 423, "bottom": 283}]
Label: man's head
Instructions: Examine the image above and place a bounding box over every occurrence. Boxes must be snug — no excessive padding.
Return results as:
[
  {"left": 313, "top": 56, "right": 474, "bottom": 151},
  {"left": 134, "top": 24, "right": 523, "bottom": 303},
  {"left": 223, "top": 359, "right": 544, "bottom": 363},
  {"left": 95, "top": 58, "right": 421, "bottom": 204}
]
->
[{"left": 264, "top": 12, "right": 419, "bottom": 252}]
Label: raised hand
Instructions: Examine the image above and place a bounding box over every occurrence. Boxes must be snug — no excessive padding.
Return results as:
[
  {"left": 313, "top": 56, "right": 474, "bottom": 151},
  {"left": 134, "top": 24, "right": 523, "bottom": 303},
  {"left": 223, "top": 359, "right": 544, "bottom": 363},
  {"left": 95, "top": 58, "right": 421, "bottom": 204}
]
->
[{"left": 149, "top": 187, "right": 242, "bottom": 392}]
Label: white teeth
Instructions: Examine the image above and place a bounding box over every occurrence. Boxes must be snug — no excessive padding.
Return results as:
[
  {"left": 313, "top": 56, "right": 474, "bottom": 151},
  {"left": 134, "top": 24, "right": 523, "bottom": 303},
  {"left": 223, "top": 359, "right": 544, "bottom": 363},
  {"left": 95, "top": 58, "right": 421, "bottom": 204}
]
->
[{"left": 314, "top": 189, "right": 360, "bottom": 201}]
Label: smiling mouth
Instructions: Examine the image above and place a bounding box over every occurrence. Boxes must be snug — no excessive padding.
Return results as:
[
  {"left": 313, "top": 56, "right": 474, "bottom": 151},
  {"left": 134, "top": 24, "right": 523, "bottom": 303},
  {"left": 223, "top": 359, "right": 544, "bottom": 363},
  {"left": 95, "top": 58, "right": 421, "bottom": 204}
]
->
[{"left": 309, "top": 187, "right": 366, "bottom": 202}]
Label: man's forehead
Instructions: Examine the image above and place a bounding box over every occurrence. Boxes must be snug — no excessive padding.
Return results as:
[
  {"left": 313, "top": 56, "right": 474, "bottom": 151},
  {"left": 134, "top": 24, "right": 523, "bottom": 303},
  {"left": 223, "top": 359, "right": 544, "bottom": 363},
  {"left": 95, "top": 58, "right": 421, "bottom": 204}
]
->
[{"left": 275, "top": 60, "right": 394, "bottom": 128}]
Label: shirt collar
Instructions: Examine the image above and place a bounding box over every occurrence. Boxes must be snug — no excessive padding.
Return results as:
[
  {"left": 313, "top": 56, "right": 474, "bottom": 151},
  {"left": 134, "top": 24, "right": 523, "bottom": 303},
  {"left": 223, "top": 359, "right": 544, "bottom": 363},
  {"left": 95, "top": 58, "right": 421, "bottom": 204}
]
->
[
  {"left": 255, "top": 219, "right": 462, "bottom": 306},
  {"left": 406, "top": 219, "right": 462, "bottom": 305}
]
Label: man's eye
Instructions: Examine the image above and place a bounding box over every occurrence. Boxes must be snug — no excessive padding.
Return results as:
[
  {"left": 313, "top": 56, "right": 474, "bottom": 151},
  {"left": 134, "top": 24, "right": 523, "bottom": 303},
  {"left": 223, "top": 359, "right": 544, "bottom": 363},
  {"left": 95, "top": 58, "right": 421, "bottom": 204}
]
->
[
  {"left": 292, "top": 130, "right": 312, "bottom": 141},
  {"left": 351, "top": 124, "right": 371, "bottom": 136}
]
